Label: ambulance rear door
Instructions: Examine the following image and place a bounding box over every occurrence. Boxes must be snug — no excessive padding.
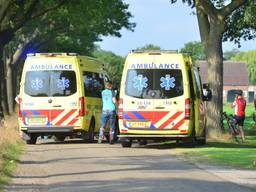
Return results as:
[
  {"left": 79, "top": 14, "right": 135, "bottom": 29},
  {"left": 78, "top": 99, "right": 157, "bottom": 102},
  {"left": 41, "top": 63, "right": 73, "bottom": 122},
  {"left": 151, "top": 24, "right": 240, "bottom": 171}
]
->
[
  {"left": 122, "top": 54, "right": 185, "bottom": 131},
  {"left": 22, "top": 57, "right": 79, "bottom": 129}
]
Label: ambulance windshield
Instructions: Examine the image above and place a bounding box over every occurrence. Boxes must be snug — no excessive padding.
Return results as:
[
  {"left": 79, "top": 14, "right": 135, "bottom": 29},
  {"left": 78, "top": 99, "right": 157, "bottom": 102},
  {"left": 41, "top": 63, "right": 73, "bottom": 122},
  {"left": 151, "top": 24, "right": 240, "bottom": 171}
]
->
[
  {"left": 24, "top": 71, "right": 77, "bottom": 97},
  {"left": 125, "top": 69, "right": 183, "bottom": 99}
]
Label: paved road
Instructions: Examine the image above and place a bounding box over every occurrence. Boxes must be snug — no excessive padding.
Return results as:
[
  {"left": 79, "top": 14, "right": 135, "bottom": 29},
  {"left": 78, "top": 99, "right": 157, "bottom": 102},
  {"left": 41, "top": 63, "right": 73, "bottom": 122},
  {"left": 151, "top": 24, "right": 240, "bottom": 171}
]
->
[{"left": 5, "top": 140, "right": 255, "bottom": 192}]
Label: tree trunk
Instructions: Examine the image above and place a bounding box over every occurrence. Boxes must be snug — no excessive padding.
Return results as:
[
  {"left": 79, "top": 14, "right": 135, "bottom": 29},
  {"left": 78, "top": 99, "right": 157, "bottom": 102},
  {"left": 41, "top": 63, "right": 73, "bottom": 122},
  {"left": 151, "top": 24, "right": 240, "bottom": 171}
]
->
[
  {"left": 6, "top": 63, "right": 14, "bottom": 114},
  {"left": 0, "top": 47, "right": 4, "bottom": 115},
  {"left": 204, "top": 30, "right": 224, "bottom": 139}
]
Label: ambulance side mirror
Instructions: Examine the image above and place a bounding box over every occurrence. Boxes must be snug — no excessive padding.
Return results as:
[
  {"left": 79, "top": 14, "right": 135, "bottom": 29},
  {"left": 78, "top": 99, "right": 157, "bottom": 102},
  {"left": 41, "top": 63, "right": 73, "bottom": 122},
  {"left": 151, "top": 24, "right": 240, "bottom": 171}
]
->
[
  {"left": 113, "top": 89, "right": 119, "bottom": 100},
  {"left": 202, "top": 83, "right": 212, "bottom": 101}
]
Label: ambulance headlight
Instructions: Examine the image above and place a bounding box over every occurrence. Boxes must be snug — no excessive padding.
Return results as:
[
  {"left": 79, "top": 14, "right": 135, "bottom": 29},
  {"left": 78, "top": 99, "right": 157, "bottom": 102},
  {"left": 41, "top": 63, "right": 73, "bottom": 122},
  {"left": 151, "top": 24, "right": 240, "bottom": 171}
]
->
[{"left": 26, "top": 53, "right": 36, "bottom": 57}]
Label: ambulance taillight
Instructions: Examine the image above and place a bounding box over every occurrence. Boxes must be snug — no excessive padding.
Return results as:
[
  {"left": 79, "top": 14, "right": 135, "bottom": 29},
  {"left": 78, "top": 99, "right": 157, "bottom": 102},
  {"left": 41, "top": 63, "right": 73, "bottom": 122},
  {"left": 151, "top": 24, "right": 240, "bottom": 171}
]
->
[
  {"left": 79, "top": 97, "right": 85, "bottom": 116},
  {"left": 185, "top": 98, "right": 190, "bottom": 120},
  {"left": 118, "top": 98, "right": 123, "bottom": 119},
  {"left": 18, "top": 97, "right": 22, "bottom": 117}
]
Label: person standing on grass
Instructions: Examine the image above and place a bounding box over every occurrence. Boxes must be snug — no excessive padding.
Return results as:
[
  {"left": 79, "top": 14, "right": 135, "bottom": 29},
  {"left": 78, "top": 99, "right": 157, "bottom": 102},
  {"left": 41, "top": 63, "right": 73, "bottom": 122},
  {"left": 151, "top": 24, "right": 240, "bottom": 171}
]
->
[
  {"left": 231, "top": 91, "right": 247, "bottom": 143},
  {"left": 98, "top": 81, "right": 117, "bottom": 144}
]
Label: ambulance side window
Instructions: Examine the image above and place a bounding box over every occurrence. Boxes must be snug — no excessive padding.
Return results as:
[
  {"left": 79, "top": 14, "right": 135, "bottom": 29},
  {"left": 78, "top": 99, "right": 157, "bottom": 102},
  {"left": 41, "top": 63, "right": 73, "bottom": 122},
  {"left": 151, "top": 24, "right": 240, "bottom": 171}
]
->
[
  {"left": 83, "top": 72, "right": 104, "bottom": 97},
  {"left": 193, "top": 69, "right": 202, "bottom": 99}
]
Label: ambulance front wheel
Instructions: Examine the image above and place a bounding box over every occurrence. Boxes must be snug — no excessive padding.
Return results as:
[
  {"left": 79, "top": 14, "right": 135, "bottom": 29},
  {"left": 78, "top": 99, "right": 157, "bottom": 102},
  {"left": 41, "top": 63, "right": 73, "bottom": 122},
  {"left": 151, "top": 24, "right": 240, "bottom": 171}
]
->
[
  {"left": 121, "top": 139, "right": 132, "bottom": 148},
  {"left": 26, "top": 134, "right": 37, "bottom": 145}
]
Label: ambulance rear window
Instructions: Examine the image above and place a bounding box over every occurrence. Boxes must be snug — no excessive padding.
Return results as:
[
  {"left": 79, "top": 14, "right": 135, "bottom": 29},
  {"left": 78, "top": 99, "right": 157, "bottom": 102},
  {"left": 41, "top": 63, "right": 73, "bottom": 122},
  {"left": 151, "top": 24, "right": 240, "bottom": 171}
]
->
[
  {"left": 125, "top": 69, "right": 183, "bottom": 99},
  {"left": 24, "top": 71, "right": 77, "bottom": 97}
]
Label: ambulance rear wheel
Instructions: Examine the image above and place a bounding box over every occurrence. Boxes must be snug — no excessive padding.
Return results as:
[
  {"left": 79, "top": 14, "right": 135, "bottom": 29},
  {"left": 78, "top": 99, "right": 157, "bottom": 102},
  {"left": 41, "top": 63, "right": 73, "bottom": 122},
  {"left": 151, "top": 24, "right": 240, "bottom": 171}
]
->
[
  {"left": 88, "top": 118, "right": 95, "bottom": 142},
  {"left": 196, "top": 130, "right": 206, "bottom": 145},
  {"left": 196, "top": 137, "right": 206, "bottom": 145},
  {"left": 26, "top": 134, "right": 37, "bottom": 145},
  {"left": 121, "top": 139, "right": 132, "bottom": 148}
]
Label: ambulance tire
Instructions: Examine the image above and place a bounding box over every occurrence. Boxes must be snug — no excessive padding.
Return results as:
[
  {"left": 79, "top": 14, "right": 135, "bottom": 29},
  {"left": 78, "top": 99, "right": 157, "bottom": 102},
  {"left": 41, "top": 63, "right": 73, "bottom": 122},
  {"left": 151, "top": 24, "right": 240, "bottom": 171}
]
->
[
  {"left": 138, "top": 139, "right": 147, "bottom": 145},
  {"left": 88, "top": 118, "right": 95, "bottom": 142},
  {"left": 26, "top": 134, "right": 37, "bottom": 145},
  {"left": 53, "top": 135, "right": 66, "bottom": 142},
  {"left": 121, "top": 139, "right": 132, "bottom": 148},
  {"left": 196, "top": 130, "right": 206, "bottom": 145},
  {"left": 196, "top": 137, "right": 206, "bottom": 145}
]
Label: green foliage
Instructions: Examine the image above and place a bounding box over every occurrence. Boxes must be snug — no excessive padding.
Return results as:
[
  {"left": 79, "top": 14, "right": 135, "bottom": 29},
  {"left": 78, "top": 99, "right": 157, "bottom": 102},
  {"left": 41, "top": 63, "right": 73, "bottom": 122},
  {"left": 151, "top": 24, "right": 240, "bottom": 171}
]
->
[
  {"left": 13, "top": 0, "right": 136, "bottom": 55},
  {"left": 223, "top": 48, "right": 240, "bottom": 60},
  {"left": 180, "top": 41, "right": 206, "bottom": 61},
  {"left": 223, "top": 0, "right": 256, "bottom": 47},
  {"left": 93, "top": 48, "right": 125, "bottom": 89},
  {"left": 232, "top": 50, "right": 256, "bottom": 85},
  {"left": 134, "top": 44, "right": 161, "bottom": 51}
]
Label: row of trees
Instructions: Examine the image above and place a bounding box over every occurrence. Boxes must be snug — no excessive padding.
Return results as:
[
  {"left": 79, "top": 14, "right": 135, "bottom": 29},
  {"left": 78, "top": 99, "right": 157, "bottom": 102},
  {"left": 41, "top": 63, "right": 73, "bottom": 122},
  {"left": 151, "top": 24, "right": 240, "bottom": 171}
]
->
[
  {"left": 181, "top": 41, "right": 256, "bottom": 85},
  {"left": 0, "top": 0, "right": 135, "bottom": 115}
]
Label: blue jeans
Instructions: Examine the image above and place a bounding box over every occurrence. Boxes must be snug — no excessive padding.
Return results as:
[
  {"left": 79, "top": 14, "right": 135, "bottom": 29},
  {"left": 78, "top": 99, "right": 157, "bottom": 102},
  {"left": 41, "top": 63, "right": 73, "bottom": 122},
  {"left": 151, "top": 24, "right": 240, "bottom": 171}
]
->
[{"left": 99, "top": 110, "right": 116, "bottom": 142}]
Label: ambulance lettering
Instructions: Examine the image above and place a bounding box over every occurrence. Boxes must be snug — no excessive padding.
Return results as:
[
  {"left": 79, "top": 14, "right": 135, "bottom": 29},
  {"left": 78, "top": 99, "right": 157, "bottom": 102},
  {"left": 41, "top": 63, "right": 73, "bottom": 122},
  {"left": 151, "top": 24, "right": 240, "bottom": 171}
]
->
[
  {"left": 131, "top": 63, "right": 179, "bottom": 69},
  {"left": 29, "top": 64, "right": 73, "bottom": 71}
]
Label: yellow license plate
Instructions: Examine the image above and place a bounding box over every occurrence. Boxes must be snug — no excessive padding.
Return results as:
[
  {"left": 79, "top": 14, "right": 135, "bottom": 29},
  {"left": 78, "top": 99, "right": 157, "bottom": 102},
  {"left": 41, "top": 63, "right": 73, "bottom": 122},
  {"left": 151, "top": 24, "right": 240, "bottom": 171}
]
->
[
  {"left": 127, "top": 121, "right": 151, "bottom": 128},
  {"left": 28, "top": 117, "right": 46, "bottom": 124}
]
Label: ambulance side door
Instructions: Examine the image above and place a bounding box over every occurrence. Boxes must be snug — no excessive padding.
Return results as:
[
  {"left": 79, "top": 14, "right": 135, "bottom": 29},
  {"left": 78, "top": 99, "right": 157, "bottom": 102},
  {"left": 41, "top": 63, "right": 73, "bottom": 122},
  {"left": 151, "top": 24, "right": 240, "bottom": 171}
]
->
[
  {"left": 192, "top": 67, "right": 205, "bottom": 136},
  {"left": 83, "top": 71, "right": 104, "bottom": 132}
]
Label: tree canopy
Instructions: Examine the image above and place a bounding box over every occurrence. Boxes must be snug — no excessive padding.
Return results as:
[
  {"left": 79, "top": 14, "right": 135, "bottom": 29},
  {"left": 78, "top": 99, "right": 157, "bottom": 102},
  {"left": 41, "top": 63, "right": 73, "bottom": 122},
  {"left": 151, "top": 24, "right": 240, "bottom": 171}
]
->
[
  {"left": 180, "top": 41, "right": 206, "bottom": 61},
  {"left": 0, "top": 0, "right": 135, "bottom": 115},
  {"left": 134, "top": 44, "right": 161, "bottom": 51},
  {"left": 93, "top": 48, "right": 125, "bottom": 89}
]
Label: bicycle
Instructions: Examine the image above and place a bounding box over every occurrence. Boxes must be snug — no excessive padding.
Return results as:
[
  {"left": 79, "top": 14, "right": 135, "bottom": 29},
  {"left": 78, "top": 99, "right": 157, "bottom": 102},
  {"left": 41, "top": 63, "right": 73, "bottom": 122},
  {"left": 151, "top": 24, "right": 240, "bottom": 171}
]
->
[{"left": 222, "top": 112, "right": 241, "bottom": 143}]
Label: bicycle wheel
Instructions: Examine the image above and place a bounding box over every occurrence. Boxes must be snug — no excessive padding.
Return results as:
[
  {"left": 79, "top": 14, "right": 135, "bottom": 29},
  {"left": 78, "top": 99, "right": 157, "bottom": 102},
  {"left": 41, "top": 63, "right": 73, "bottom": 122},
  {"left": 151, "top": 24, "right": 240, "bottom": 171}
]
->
[{"left": 230, "top": 126, "right": 241, "bottom": 143}]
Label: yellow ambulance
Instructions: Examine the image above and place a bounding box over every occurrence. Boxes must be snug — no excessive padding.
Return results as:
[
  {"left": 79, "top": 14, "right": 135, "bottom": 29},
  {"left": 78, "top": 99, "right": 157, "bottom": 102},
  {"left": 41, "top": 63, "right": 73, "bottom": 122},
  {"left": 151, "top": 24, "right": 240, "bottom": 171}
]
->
[
  {"left": 18, "top": 53, "right": 109, "bottom": 144},
  {"left": 118, "top": 50, "right": 212, "bottom": 147}
]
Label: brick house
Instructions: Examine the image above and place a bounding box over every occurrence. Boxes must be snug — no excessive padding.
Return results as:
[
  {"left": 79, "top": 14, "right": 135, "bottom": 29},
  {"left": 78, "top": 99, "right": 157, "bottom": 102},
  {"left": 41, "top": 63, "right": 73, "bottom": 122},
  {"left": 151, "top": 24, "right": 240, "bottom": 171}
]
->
[{"left": 197, "top": 61, "right": 255, "bottom": 103}]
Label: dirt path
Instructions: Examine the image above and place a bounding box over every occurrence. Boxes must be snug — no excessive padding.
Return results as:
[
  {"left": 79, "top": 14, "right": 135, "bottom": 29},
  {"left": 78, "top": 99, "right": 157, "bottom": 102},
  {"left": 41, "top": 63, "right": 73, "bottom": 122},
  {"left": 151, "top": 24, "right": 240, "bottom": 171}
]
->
[{"left": 5, "top": 140, "right": 255, "bottom": 192}]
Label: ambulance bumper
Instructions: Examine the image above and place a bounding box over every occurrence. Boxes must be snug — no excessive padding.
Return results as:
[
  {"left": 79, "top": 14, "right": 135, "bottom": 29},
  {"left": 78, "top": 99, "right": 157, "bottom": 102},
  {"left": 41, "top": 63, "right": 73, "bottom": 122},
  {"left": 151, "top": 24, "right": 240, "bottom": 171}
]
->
[
  {"left": 22, "top": 126, "right": 74, "bottom": 133},
  {"left": 118, "top": 134, "right": 190, "bottom": 139}
]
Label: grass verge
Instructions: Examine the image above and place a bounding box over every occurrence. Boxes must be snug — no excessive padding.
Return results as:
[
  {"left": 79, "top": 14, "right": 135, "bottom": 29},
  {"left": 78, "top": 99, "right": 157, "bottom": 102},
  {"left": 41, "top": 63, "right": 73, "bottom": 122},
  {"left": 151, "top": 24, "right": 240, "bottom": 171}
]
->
[
  {"left": 0, "top": 114, "right": 23, "bottom": 192},
  {"left": 174, "top": 104, "right": 256, "bottom": 170},
  {"left": 0, "top": 141, "right": 23, "bottom": 192},
  {"left": 176, "top": 136, "right": 256, "bottom": 170}
]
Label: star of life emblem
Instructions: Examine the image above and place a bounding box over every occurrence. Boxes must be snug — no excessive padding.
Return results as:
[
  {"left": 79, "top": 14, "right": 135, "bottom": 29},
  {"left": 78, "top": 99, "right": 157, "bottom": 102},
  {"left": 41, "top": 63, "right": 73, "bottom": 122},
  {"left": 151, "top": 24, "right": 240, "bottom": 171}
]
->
[
  {"left": 160, "top": 75, "right": 175, "bottom": 90},
  {"left": 57, "top": 77, "right": 70, "bottom": 90},
  {"left": 133, "top": 74, "right": 148, "bottom": 91},
  {"left": 31, "top": 78, "right": 43, "bottom": 90}
]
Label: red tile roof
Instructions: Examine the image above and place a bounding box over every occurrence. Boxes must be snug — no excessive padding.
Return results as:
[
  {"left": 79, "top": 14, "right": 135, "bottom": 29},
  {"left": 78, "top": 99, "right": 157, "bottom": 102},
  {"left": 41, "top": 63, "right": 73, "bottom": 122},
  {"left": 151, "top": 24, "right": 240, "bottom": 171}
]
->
[{"left": 197, "top": 61, "right": 249, "bottom": 86}]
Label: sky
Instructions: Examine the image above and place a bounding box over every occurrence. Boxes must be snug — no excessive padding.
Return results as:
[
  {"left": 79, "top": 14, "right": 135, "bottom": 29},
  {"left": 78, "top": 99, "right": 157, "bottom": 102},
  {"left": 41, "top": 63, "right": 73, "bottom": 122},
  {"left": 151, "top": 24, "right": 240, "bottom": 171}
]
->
[{"left": 98, "top": 0, "right": 256, "bottom": 56}]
